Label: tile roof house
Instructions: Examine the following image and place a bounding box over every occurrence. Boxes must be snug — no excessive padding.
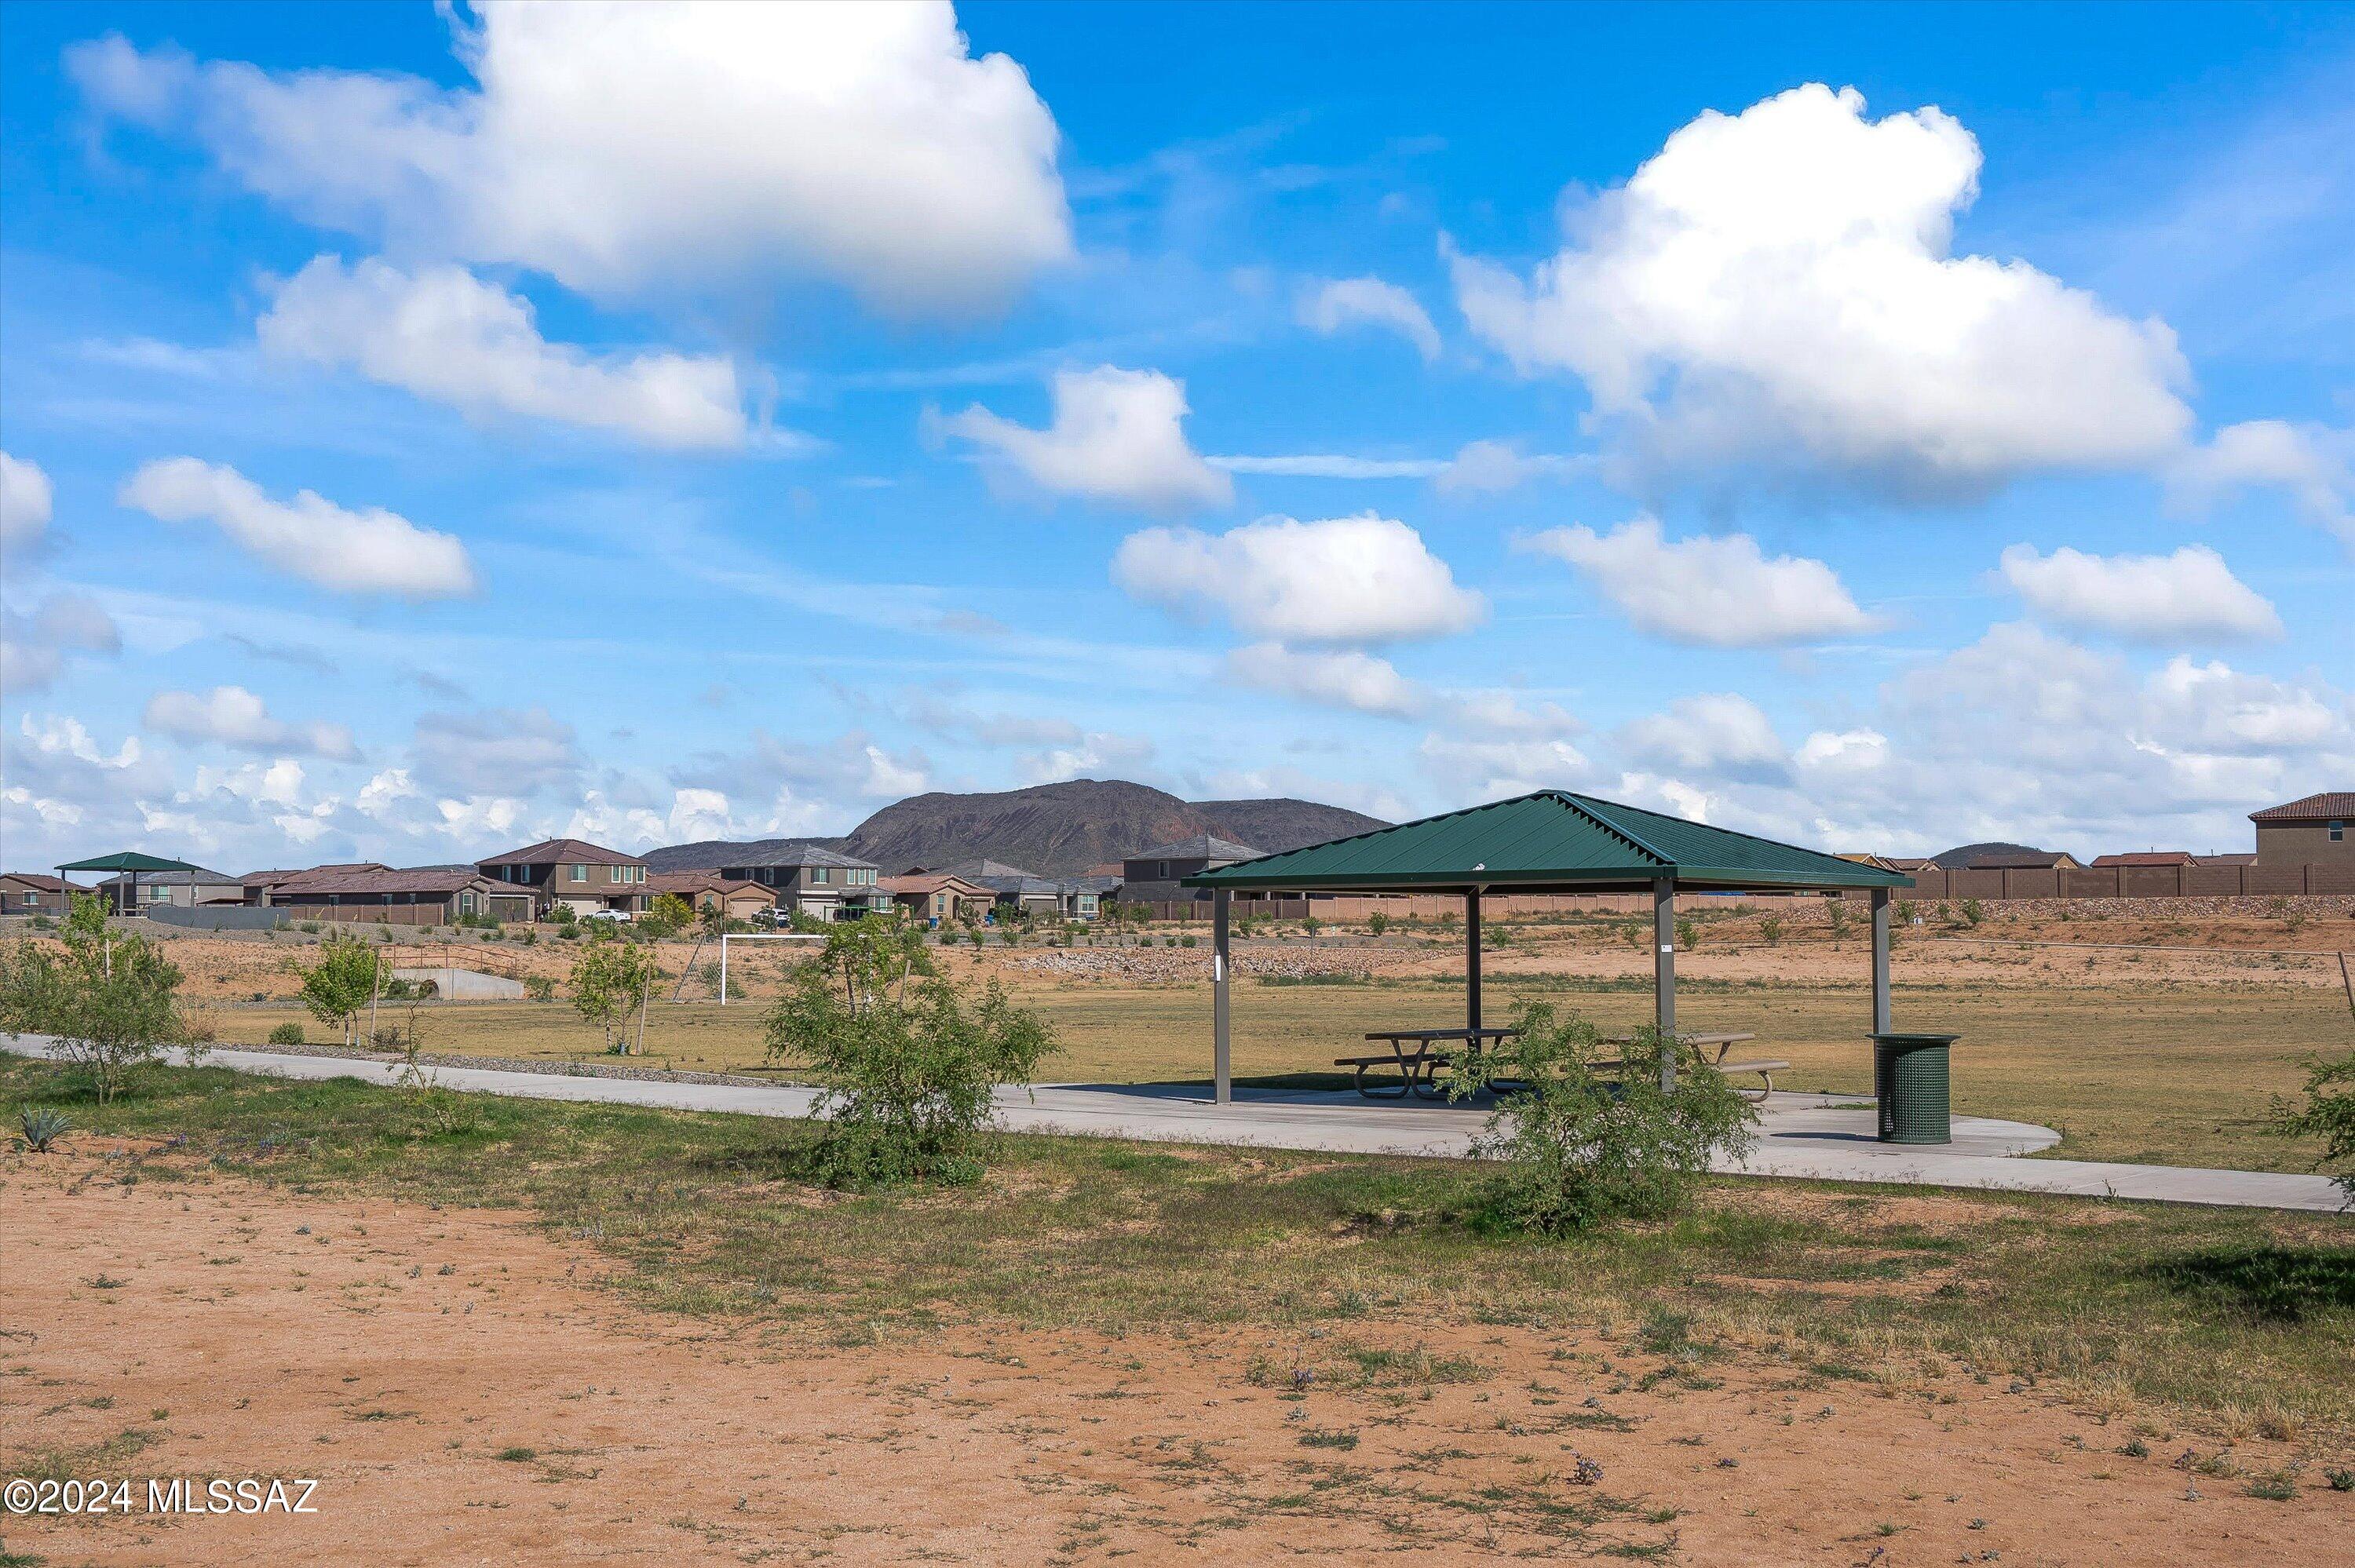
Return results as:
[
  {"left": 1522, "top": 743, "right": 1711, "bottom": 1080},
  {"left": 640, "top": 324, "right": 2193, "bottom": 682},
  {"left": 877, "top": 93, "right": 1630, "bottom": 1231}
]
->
[
  {"left": 265, "top": 866, "right": 537, "bottom": 924},
  {"left": 645, "top": 871, "right": 779, "bottom": 922},
  {"left": 477, "top": 838, "right": 652, "bottom": 915},
  {"left": 938, "top": 859, "right": 1068, "bottom": 918},
  {"left": 2090, "top": 851, "right": 2196, "bottom": 868},
  {"left": 878, "top": 872, "right": 992, "bottom": 925},
  {"left": 0, "top": 873, "right": 71, "bottom": 915},
  {"left": 707, "top": 843, "right": 885, "bottom": 921},
  {"left": 2251, "top": 792, "right": 2354, "bottom": 866}
]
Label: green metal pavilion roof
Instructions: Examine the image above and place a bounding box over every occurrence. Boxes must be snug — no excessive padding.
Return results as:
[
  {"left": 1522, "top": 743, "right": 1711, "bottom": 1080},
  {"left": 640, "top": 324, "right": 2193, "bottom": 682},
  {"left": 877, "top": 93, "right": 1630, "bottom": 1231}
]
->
[
  {"left": 54, "top": 851, "right": 205, "bottom": 873},
  {"left": 1185, "top": 790, "right": 1913, "bottom": 894}
]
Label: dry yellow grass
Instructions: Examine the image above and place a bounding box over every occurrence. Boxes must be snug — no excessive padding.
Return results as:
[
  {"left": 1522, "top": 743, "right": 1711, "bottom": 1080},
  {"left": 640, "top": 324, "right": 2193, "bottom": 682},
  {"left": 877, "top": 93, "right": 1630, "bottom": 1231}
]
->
[{"left": 198, "top": 957, "right": 2352, "bottom": 1170}]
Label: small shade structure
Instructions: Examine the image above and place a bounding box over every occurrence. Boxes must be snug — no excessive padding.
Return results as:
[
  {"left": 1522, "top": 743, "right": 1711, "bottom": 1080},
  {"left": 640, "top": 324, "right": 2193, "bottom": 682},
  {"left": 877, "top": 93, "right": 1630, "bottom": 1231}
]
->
[
  {"left": 1184, "top": 789, "right": 1914, "bottom": 1103},
  {"left": 54, "top": 851, "right": 209, "bottom": 917}
]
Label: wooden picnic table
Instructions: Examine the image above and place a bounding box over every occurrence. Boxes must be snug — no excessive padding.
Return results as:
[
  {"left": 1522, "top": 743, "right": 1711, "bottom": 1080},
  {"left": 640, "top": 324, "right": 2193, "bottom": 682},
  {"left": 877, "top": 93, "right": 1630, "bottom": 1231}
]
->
[{"left": 1335, "top": 1026, "right": 1519, "bottom": 1099}]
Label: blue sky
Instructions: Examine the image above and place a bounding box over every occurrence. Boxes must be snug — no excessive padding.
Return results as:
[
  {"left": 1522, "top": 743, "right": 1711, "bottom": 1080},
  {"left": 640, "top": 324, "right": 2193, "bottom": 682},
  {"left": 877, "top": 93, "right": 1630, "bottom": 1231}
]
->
[{"left": 2, "top": 1, "right": 2350, "bottom": 871}]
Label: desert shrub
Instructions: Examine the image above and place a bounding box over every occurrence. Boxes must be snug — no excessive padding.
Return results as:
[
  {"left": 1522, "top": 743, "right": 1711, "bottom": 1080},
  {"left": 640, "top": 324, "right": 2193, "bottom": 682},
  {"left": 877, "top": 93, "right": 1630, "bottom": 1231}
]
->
[
  {"left": 1826, "top": 900, "right": 1853, "bottom": 940},
  {"left": 298, "top": 921, "right": 322, "bottom": 935},
  {"left": 1484, "top": 922, "right": 1511, "bottom": 949},
  {"left": 29, "top": 913, "right": 53, "bottom": 932},
  {"left": 1675, "top": 917, "right": 1698, "bottom": 952},
  {"left": 268, "top": 1021, "right": 306, "bottom": 1046},
  {"left": 2274, "top": 1050, "right": 2355, "bottom": 1205},
  {"left": 1758, "top": 916, "right": 1784, "bottom": 946},
  {"left": 523, "top": 975, "right": 554, "bottom": 1001},
  {"left": 513, "top": 928, "right": 537, "bottom": 947},
  {"left": 18, "top": 1105, "right": 70, "bottom": 1151},
  {"left": 697, "top": 959, "right": 739, "bottom": 1001},
  {"left": 640, "top": 893, "right": 695, "bottom": 939},
  {"left": 291, "top": 934, "right": 381, "bottom": 1047},
  {"left": 1179, "top": 934, "right": 1196, "bottom": 948},
  {"left": 762, "top": 918, "right": 1053, "bottom": 1188},
  {"left": 1, "top": 894, "right": 190, "bottom": 1103},
  {"left": 1365, "top": 911, "right": 1390, "bottom": 937},
  {"left": 571, "top": 941, "right": 657, "bottom": 1053},
  {"left": 1959, "top": 897, "right": 1985, "bottom": 926},
  {"left": 1448, "top": 1003, "right": 1756, "bottom": 1234}
]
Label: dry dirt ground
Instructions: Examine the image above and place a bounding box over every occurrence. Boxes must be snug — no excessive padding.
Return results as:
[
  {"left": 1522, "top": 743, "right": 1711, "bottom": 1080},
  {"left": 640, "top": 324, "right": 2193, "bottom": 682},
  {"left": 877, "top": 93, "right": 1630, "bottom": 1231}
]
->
[{"left": 5, "top": 1150, "right": 2346, "bottom": 1566}]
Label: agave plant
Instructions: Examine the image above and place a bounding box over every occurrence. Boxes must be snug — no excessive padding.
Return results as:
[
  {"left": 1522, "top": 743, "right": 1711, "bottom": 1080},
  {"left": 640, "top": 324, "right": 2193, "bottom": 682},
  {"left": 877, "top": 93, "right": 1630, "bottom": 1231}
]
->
[{"left": 18, "top": 1105, "right": 69, "bottom": 1154}]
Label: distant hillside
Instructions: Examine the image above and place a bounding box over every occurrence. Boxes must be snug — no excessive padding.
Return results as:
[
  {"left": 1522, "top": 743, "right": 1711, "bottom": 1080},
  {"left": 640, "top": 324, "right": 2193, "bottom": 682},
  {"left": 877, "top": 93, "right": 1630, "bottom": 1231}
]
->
[
  {"left": 1930, "top": 841, "right": 2048, "bottom": 870},
  {"left": 643, "top": 835, "right": 843, "bottom": 873},
  {"left": 648, "top": 780, "right": 1389, "bottom": 878},
  {"left": 1188, "top": 797, "right": 1388, "bottom": 857}
]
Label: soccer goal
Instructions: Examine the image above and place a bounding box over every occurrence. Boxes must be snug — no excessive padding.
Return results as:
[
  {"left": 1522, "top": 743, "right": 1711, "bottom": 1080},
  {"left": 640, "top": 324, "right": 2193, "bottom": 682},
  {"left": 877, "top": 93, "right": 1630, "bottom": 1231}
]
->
[{"left": 714, "top": 931, "right": 824, "bottom": 1005}]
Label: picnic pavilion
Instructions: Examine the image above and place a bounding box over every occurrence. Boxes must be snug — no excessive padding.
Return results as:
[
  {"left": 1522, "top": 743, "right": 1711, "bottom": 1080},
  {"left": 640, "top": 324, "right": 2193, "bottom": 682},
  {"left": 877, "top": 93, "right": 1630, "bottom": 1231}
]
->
[
  {"left": 1185, "top": 789, "right": 1915, "bottom": 1103},
  {"left": 52, "top": 851, "right": 214, "bottom": 917}
]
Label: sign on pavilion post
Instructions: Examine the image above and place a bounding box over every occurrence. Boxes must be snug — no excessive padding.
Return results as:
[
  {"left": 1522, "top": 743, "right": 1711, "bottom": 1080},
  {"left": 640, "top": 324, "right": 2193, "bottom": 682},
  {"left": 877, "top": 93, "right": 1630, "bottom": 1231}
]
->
[{"left": 1653, "top": 877, "right": 1677, "bottom": 1092}]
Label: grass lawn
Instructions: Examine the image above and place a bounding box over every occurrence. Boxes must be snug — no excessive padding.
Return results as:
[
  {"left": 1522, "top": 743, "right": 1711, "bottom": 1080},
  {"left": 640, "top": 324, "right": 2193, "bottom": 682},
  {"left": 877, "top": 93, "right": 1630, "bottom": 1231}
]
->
[
  {"left": 5, "top": 1053, "right": 2350, "bottom": 1442},
  {"left": 201, "top": 972, "right": 2353, "bottom": 1171}
]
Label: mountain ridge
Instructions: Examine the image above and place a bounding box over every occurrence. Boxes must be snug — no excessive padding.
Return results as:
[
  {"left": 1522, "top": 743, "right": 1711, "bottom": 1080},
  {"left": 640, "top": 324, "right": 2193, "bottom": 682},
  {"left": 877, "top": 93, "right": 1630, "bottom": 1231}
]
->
[{"left": 644, "top": 779, "right": 1387, "bottom": 877}]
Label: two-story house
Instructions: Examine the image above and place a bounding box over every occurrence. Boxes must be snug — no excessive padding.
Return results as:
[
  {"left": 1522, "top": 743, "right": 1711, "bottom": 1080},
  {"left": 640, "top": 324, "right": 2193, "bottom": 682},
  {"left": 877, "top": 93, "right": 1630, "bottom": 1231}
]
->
[
  {"left": 476, "top": 837, "right": 652, "bottom": 917},
  {"left": 1118, "top": 834, "right": 1263, "bottom": 903},
  {"left": 2251, "top": 792, "right": 2354, "bottom": 866},
  {"left": 710, "top": 844, "right": 885, "bottom": 921}
]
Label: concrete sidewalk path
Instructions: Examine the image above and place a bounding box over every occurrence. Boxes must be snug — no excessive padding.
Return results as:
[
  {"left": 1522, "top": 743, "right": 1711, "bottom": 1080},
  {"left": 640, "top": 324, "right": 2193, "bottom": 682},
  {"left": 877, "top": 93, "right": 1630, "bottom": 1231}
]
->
[{"left": 6, "top": 1036, "right": 2347, "bottom": 1213}]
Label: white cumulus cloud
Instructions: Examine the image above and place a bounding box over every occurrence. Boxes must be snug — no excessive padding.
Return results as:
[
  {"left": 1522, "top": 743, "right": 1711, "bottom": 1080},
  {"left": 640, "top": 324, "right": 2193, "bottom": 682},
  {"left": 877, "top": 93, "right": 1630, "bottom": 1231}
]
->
[
  {"left": 1115, "top": 512, "right": 1485, "bottom": 644},
  {"left": 258, "top": 256, "right": 750, "bottom": 449},
  {"left": 71, "top": 2, "right": 1070, "bottom": 317},
  {"left": 144, "top": 684, "right": 359, "bottom": 760},
  {"left": 1, "top": 451, "right": 54, "bottom": 550},
  {"left": 119, "top": 458, "right": 478, "bottom": 599},
  {"left": 942, "top": 366, "right": 1231, "bottom": 512},
  {"left": 1995, "top": 543, "right": 2280, "bottom": 642},
  {"left": 1521, "top": 516, "right": 1879, "bottom": 647},
  {"left": 1619, "top": 694, "right": 1789, "bottom": 782},
  {"left": 2167, "top": 420, "right": 2354, "bottom": 547},
  {"left": 1449, "top": 83, "right": 2192, "bottom": 498},
  {"left": 1298, "top": 276, "right": 1440, "bottom": 360},
  {"left": 1227, "top": 643, "right": 1424, "bottom": 717}
]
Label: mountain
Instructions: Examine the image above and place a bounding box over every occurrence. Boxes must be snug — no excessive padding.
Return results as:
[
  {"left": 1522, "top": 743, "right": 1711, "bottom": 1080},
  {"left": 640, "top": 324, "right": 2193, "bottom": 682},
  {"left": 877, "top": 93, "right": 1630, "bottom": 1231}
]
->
[
  {"left": 1188, "top": 797, "right": 1388, "bottom": 857},
  {"left": 643, "top": 835, "right": 844, "bottom": 873},
  {"left": 647, "top": 780, "right": 1389, "bottom": 878},
  {"left": 1929, "top": 841, "right": 2048, "bottom": 870}
]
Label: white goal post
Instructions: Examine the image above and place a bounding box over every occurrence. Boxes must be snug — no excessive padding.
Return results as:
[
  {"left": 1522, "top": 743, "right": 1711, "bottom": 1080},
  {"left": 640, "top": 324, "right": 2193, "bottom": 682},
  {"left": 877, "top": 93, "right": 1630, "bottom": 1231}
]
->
[{"left": 717, "top": 932, "right": 824, "bottom": 1005}]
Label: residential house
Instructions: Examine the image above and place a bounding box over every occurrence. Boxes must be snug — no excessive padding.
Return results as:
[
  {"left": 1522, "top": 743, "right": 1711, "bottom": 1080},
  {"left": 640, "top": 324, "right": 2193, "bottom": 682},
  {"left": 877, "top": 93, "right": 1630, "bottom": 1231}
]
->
[
  {"left": 878, "top": 872, "right": 991, "bottom": 925},
  {"left": 937, "top": 859, "right": 1068, "bottom": 920},
  {"left": 1118, "top": 834, "right": 1264, "bottom": 903},
  {"left": 97, "top": 865, "right": 246, "bottom": 909},
  {"left": 0, "top": 873, "right": 71, "bottom": 915},
  {"left": 2251, "top": 792, "right": 2355, "bottom": 866},
  {"left": 476, "top": 837, "right": 652, "bottom": 916},
  {"left": 266, "top": 867, "right": 537, "bottom": 925},
  {"left": 2090, "top": 851, "right": 2196, "bottom": 868},
  {"left": 645, "top": 871, "right": 779, "bottom": 922},
  {"left": 707, "top": 844, "right": 885, "bottom": 921},
  {"left": 243, "top": 863, "right": 390, "bottom": 906}
]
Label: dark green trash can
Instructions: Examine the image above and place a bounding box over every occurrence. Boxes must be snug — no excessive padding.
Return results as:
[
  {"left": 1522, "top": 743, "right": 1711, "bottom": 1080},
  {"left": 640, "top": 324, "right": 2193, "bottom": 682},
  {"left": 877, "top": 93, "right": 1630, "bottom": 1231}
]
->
[{"left": 1872, "top": 1033, "right": 1957, "bottom": 1145}]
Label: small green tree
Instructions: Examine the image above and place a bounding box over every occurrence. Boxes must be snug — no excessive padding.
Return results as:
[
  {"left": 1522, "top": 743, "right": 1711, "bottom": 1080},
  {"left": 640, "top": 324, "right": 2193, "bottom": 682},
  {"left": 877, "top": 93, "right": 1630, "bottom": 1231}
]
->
[
  {"left": 1448, "top": 1003, "right": 1756, "bottom": 1234},
  {"left": 2275, "top": 1052, "right": 2355, "bottom": 1205},
  {"left": 1674, "top": 917, "right": 1698, "bottom": 952},
  {"left": 641, "top": 892, "right": 695, "bottom": 939},
  {"left": 762, "top": 917, "right": 1053, "bottom": 1187},
  {"left": 1365, "top": 910, "right": 1390, "bottom": 937},
  {"left": 1, "top": 902, "right": 189, "bottom": 1103},
  {"left": 571, "top": 941, "right": 658, "bottom": 1053},
  {"left": 292, "top": 933, "right": 382, "bottom": 1046},
  {"left": 1758, "top": 915, "right": 1784, "bottom": 946}
]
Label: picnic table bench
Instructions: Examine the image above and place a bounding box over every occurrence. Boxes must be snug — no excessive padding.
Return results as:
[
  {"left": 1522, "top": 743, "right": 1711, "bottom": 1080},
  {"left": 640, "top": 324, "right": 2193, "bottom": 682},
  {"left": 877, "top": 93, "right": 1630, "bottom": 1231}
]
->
[
  {"left": 1335, "top": 1026, "right": 1519, "bottom": 1099},
  {"left": 1597, "top": 1031, "right": 1788, "bottom": 1102}
]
